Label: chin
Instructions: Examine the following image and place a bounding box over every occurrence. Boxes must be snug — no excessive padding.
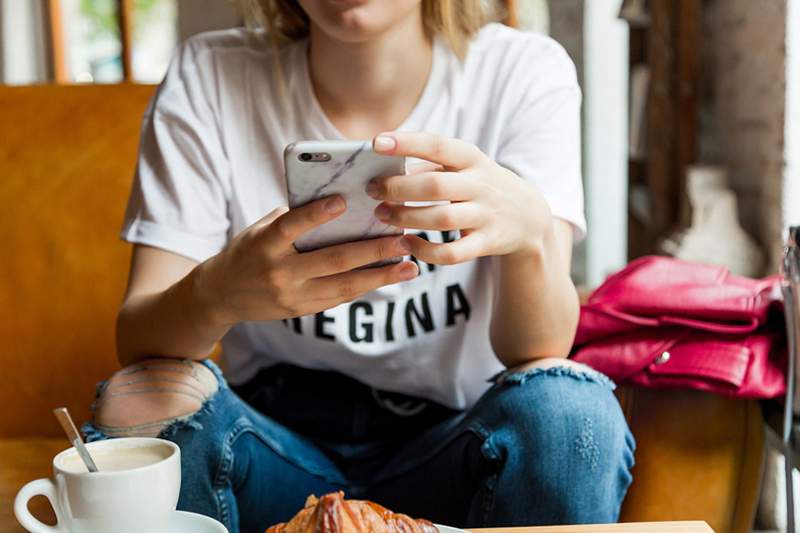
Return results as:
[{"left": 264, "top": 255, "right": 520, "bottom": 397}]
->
[{"left": 299, "top": 0, "right": 422, "bottom": 43}]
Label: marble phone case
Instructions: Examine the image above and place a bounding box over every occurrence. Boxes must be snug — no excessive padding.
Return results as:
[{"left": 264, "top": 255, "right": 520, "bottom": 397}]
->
[{"left": 285, "top": 140, "right": 406, "bottom": 256}]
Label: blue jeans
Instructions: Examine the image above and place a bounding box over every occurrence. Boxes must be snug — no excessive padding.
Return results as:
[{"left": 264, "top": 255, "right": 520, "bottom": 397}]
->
[{"left": 84, "top": 361, "right": 634, "bottom": 533}]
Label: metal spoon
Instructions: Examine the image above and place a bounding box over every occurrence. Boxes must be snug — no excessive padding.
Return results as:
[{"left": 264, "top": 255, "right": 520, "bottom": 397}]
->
[{"left": 53, "top": 407, "right": 98, "bottom": 473}]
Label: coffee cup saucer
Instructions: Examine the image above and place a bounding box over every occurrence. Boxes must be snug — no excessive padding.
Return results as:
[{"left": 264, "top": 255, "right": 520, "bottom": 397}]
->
[{"left": 170, "top": 510, "right": 228, "bottom": 532}]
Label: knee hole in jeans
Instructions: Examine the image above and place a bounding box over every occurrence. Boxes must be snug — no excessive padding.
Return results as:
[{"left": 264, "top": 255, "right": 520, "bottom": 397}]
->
[{"left": 93, "top": 358, "right": 218, "bottom": 437}]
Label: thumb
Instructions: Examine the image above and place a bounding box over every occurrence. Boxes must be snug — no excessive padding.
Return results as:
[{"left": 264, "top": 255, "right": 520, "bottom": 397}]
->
[
  {"left": 252, "top": 205, "right": 289, "bottom": 232},
  {"left": 262, "top": 205, "right": 290, "bottom": 224}
]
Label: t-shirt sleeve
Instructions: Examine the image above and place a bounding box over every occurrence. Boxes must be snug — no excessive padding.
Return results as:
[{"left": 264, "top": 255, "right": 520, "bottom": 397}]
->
[
  {"left": 494, "top": 39, "right": 586, "bottom": 241},
  {"left": 122, "top": 37, "right": 231, "bottom": 262}
]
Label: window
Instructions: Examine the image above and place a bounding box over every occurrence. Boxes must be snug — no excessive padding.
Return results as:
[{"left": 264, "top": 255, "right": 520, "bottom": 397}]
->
[{"left": 55, "top": 0, "right": 177, "bottom": 83}]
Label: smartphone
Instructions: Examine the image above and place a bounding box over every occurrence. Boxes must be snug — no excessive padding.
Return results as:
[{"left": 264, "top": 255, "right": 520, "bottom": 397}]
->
[{"left": 284, "top": 140, "right": 406, "bottom": 256}]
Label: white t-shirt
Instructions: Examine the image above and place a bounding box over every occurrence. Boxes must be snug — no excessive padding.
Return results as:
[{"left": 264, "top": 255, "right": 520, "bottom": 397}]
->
[{"left": 123, "top": 23, "right": 585, "bottom": 410}]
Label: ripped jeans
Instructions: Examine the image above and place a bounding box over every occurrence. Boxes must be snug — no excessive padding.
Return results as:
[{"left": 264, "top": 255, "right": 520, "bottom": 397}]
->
[{"left": 84, "top": 361, "right": 635, "bottom": 533}]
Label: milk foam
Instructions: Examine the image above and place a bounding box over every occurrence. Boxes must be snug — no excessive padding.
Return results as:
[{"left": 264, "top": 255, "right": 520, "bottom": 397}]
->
[{"left": 60, "top": 444, "right": 172, "bottom": 473}]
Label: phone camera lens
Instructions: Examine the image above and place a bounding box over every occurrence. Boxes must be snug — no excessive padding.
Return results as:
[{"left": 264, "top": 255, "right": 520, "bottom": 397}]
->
[{"left": 299, "top": 153, "right": 312, "bottom": 162}]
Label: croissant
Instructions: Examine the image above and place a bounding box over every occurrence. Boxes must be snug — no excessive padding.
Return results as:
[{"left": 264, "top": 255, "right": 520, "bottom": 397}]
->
[{"left": 266, "top": 492, "right": 439, "bottom": 533}]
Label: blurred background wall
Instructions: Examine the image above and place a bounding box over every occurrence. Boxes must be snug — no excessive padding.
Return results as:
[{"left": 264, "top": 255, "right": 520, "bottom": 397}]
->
[{"left": 700, "top": 0, "right": 789, "bottom": 271}]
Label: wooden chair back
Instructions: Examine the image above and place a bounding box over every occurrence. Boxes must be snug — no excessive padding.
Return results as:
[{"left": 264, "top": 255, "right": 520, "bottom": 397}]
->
[{"left": 0, "top": 84, "right": 155, "bottom": 437}]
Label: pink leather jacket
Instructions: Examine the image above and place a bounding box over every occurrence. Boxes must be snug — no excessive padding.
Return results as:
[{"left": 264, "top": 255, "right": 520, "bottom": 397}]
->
[{"left": 570, "top": 256, "right": 787, "bottom": 398}]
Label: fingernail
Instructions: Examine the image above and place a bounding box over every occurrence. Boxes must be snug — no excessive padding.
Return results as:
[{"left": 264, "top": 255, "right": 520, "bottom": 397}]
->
[
  {"left": 325, "top": 196, "right": 345, "bottom": 213},
  {"left": 398, "top": 262, "right": 418, "bottom": 280},
  {"left": 374, "top": 204, "right": 390, "bottom": 221},
  {"left": 374, "top": 135, "right": 396, "bottom": 152},
  {"left": 366, "top": 180, "right": 380, "bottom": 199},
  {"left": 397, "top": 236, "right": 411, "bottom": 254}
]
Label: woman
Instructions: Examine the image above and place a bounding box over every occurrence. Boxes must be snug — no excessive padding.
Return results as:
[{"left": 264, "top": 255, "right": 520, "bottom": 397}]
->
[{"left": 84, "top": 1, "right": 634, "bottom": 532}]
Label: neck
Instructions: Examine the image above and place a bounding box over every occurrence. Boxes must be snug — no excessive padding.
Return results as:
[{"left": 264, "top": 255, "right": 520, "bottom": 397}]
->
[{"left": 307, "top": 12, "right": 432, "bottom": 138}]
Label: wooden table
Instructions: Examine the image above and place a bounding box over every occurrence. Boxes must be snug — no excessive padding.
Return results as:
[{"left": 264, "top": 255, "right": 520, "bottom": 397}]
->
[
  {"left": 473, "top": 522, "right": 713, "bottom": 533},
  {"left": 0, "top": 438, "right": 65, "bottom": 533}
]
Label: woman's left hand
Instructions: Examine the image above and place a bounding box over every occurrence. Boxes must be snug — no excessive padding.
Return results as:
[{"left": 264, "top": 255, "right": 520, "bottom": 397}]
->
[{"left": 369, "top": 132, "right": 553, "bottom": 265}]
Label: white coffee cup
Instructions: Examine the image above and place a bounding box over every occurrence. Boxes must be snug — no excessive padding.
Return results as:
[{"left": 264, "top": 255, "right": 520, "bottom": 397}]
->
[{"left": 14, "top": 437, "right": 181, "bottom": 533}]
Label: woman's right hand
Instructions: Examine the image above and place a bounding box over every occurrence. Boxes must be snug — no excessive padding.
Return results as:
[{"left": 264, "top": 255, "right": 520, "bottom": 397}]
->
[{"left": 194, "top": 195, "right": 418, "bottom": 327}]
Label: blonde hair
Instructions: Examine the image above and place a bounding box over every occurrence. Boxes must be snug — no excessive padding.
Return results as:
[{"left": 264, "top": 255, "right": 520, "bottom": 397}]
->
[{"left": 234, "top": 0, "right": 497, "bottom": 57}]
